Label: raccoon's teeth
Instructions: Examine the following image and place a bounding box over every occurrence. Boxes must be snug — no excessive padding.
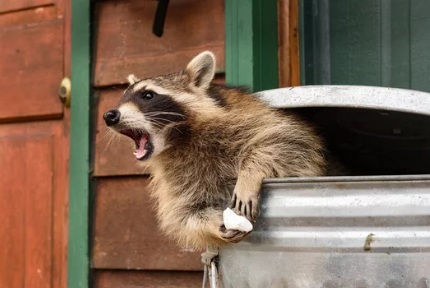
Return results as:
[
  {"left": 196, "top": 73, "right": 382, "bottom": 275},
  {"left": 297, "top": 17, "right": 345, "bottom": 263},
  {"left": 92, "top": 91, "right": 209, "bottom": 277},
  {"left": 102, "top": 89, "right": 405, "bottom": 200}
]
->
[{"left": 133, "top": 149, "right": 147, "bottom": 159}]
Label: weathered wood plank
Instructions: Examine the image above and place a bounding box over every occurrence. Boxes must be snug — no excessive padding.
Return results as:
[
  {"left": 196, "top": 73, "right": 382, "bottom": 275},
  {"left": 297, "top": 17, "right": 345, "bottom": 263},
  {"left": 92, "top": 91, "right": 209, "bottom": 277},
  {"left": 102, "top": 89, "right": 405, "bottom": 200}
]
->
[
  {"left": 0, "top": 5, "right": 57, "bottom": 27},
  {"left": 278, "top": 0, "right": 291, "bottom": 87},
  {"left": 0, "top": 135, "right": 54, "bottom": 288},
  {"left": 94, "top": 0, "right": 225, "bottom": 87},
  {"left": 95, "top": 270, "right": 203, "bottom": 288},
  {"left": 0, "top": 120, "right": 69, "bottom": 288},
  {"left": 0, "top": 0, "right": 54, "bottom": 14},
  {"left": 0, "top": 19, "right": 64, "bottom": 121},
  {"left": 289, "top": 0, "right": 300, "bottom": 86},
  {"left": 278, "top": 0, "right": 300, "bottom": 87},
  {"left": 0, "top": 138, "right": 26, "bottom": 288},
  {"left": 92, "top": 177, "right": 202, "bottom": 270}
]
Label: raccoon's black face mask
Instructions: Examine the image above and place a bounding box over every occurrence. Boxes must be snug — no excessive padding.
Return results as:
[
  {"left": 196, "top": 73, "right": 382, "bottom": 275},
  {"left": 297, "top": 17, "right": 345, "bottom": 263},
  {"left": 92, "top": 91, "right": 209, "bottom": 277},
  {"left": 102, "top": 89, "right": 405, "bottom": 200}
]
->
[
  {"left": 103, "top": 104, "right": 154, "bottom": 161},
  {"left": 103, "top": 51, "right": 217, "bottom": 161},
  {"left": 103, "top": 88, "right": 187, "bottom": 161}
]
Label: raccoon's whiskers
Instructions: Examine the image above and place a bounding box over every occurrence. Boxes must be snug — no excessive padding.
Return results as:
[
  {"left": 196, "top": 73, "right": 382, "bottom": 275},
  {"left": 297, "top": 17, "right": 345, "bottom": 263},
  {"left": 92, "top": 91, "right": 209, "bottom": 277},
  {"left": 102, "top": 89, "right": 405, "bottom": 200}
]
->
[
  {"left": 98, "top": 128, "right": 114, "bottom": 142},
  {"left": 98, "top": 128, "right": 119, "bottom": 144},
  {"left": 101, "top": 129, "right": 121, "bottom": 154},
  {"left": 148, "top": 118, "right": 183, "bottom": 134},
  {"left": 147, "top": 117, "right": 177, "bottom": 124},
  {"left": 145, "top": 111, "right": 186, "bottom": 118},
  {"left": 147, "top": 119, "right": 164, "bottom": 130},
  {"left": 120, "top": 119, "right": 149, "bottom": 130}
]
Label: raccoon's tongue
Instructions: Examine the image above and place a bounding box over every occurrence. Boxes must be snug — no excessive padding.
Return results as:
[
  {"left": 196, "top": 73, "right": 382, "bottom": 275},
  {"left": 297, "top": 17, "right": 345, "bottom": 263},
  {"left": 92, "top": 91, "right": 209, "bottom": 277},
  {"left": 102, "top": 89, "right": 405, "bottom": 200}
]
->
[{"left": 133, "top": 135, "right": 149, "bottom": 160}]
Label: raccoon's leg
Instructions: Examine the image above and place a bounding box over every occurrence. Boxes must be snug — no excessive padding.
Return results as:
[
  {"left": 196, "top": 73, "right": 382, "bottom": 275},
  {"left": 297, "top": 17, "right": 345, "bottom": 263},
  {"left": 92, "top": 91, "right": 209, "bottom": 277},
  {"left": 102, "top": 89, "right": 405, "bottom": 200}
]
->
[{"left": 231, "top": 168, "right": 267, "bottom": 221}]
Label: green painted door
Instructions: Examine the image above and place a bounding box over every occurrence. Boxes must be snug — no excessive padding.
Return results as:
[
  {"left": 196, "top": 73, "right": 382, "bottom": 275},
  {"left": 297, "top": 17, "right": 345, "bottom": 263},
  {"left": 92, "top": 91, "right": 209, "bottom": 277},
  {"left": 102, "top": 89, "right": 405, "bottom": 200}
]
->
[
  {"left": 225, "top": 0, "right": 279, "bottom": 92},
  {"left": 301, "top": 0, "right": 430, "bottom": 92}
]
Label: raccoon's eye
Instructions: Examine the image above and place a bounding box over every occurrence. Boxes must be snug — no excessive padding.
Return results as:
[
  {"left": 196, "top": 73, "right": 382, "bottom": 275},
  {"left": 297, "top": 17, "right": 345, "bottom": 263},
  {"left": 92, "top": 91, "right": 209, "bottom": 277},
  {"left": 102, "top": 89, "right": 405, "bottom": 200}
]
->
[{"left": 141, "top": 91, "right": 154, "bottom": 100}]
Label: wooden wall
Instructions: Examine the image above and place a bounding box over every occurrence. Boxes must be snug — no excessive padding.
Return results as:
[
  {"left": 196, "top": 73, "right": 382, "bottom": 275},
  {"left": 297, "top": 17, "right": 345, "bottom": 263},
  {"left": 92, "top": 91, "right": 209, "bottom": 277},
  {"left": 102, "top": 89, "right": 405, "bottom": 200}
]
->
[
  {"left": 278, "top": 0, "right": 300, "bottom": 87},
  {"left": 92, "top": 0, "right": 297, "bottom": 287}
]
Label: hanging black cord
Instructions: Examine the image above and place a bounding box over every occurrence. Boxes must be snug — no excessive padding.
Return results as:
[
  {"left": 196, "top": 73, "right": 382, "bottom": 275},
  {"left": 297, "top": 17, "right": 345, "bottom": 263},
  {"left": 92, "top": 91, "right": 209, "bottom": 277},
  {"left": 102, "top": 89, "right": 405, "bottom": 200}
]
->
[{"left": 152, "top": 0, "right": 170, "bottom": 37}]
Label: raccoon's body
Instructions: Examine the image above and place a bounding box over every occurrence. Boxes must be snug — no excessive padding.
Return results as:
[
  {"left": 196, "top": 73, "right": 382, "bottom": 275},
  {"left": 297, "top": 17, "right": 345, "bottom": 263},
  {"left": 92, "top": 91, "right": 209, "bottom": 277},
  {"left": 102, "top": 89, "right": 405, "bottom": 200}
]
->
[{"left": 104, "top": 51, "right": 327, "bottom": 249}]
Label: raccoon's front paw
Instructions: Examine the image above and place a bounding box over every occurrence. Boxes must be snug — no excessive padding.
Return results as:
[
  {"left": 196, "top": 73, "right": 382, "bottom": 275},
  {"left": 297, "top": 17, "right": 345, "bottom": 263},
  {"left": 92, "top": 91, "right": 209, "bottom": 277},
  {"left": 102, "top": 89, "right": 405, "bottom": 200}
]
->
[
  {"left": 230, "top": 192, "right": 259, "bottom": 221},
  {"left": 219, "top": 225, "right": 249, "bottom": 243}
]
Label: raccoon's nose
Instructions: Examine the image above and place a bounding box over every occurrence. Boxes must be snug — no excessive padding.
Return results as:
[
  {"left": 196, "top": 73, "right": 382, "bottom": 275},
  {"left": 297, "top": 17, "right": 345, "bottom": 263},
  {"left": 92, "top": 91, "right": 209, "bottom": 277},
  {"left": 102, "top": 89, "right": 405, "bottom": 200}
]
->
[{"left": 103, "top": 109, "right": 121, "bottom": 126}]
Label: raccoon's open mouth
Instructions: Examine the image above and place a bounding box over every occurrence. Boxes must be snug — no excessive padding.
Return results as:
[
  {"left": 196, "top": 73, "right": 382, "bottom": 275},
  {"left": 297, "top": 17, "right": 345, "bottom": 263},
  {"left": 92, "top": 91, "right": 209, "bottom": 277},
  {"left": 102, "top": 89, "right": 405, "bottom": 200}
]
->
[{"left": 119, "top": 129, "right": 153, "bottom": 161}]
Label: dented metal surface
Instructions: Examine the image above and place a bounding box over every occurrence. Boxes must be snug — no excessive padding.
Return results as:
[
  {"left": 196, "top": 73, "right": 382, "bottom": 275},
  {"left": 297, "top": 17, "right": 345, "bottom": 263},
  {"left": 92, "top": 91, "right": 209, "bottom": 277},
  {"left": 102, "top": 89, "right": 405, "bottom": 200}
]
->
[{"left": 219, "top": 177, "right": 430, "bottom": 288}]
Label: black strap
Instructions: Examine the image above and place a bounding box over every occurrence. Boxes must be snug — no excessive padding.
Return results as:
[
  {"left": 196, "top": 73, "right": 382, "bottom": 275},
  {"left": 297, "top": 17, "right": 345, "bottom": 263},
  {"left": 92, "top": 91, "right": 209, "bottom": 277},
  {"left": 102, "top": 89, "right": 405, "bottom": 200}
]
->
[{"left": 152, "top": 0, "right": 170, "bottom": 37}]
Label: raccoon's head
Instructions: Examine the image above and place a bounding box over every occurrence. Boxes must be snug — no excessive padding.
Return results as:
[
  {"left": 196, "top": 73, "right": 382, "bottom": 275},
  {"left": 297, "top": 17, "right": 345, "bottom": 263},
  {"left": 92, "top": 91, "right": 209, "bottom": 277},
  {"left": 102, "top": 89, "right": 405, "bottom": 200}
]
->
[{"left": 103, "top": 51, "right": 219, "bottom": 161}]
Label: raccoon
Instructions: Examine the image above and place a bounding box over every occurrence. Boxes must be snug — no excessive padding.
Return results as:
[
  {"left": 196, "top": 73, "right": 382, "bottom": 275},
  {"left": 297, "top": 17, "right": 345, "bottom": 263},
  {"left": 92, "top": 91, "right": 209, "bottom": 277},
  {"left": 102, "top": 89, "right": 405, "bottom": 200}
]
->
[{"left": 103, "top": 51, "right": 327, "bottom": 249}]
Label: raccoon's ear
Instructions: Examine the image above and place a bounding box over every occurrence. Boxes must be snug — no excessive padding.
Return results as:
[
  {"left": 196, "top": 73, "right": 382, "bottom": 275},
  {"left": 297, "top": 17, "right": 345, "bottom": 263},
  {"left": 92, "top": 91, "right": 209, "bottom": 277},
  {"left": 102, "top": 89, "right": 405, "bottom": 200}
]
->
[
  {"left": 185, "top": 51, "right": 215, "bottom": 89},
  {"left": 127, "top": 74, "right": 139, "bottom": 85}
]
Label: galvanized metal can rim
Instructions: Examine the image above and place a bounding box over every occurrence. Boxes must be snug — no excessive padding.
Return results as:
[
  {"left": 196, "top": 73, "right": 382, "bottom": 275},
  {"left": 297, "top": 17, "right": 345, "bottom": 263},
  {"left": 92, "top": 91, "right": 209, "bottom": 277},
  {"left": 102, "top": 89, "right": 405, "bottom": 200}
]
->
[{"left": 256, "top": 85, "right": 430, "bottom": 116}]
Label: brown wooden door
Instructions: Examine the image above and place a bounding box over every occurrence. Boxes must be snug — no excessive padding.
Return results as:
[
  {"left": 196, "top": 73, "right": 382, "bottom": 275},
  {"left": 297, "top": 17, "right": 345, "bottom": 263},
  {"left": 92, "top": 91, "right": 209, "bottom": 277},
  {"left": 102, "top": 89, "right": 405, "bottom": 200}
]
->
[{"left": 0, "top": 0, "right": 70, "bottom": 287}]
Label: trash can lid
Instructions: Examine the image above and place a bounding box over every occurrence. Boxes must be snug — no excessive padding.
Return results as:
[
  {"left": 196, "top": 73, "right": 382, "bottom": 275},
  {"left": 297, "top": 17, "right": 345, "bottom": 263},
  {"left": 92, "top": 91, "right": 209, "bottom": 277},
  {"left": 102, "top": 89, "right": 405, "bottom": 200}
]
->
[{"left": 256, "top": 85, "right": 430, "bottom": 116}]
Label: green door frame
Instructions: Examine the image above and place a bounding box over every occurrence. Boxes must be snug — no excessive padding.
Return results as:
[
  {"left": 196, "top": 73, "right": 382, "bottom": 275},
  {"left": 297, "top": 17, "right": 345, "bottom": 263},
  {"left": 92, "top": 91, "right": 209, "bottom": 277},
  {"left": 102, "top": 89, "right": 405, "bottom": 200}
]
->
[
  {"left": 68, "top": 0, "right": 92, "bottom": 287},
  {"left": 225, "top": 0, "right": 279, "bottom": 91}
]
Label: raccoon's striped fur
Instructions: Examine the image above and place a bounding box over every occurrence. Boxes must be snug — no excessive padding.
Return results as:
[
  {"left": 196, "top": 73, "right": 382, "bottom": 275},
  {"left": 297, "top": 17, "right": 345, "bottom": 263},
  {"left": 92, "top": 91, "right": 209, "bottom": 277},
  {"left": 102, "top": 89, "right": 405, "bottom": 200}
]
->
[{"left": 103, "top": 51, "right": 327, "bottom": 249}]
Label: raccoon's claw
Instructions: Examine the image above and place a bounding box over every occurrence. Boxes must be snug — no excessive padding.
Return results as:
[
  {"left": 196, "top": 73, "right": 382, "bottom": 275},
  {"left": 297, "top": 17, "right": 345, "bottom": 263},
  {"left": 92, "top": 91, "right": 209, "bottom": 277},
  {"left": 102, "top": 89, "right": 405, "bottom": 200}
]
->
[
  {"left": 219, "top": 225, "right": 249, "bottom": 243},
  {"left": 230, "top": 193, "right": 259, "bottom": 222}
]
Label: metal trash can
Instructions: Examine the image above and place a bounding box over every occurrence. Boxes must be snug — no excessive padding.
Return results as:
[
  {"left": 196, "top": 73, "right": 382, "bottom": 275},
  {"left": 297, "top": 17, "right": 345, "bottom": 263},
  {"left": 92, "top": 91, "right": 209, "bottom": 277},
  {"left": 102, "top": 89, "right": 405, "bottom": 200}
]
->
[{"left": 218, "top": 86, "right": 430, "bottom": 288}]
